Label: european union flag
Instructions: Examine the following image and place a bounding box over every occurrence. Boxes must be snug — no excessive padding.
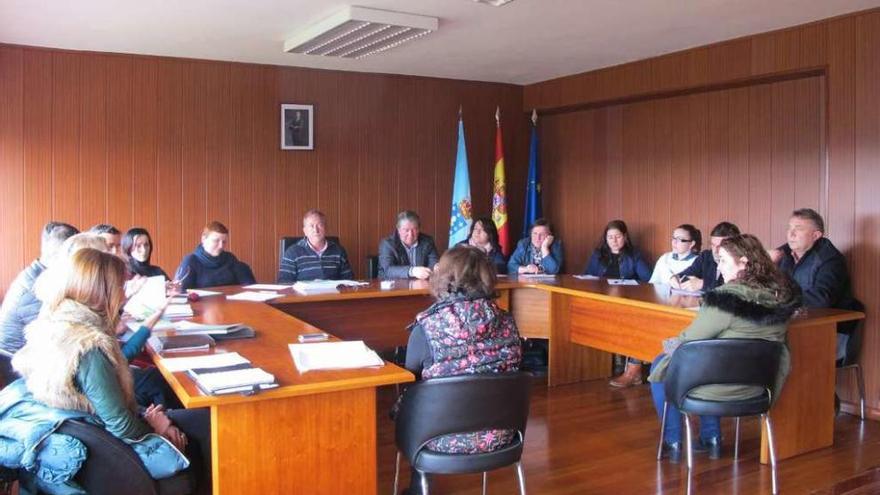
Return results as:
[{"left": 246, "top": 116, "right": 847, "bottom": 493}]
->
[
  {"left": 449, "top": 116, "right": 472, "bottom": 247},
  {"left": 523, "top": 112, "right": 542, "bottom": 237}
]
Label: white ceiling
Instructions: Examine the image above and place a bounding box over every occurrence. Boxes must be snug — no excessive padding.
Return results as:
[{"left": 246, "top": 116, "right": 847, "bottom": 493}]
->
[{"left": 2, "top": 0, "right": 879, "bottom": 85}]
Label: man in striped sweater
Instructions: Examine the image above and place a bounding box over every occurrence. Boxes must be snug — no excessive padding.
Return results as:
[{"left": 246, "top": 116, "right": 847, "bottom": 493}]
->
[{"left": 278, "top": 209, "right": 353, "bottom": 283}]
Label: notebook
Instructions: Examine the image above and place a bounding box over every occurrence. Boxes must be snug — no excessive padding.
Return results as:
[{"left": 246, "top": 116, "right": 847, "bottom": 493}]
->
[
  {"left": 148, "top": 334, "right": 215, "bottom": 354},
  {"left": 288, "top": 341, "right": 384, "bottom": 372},
  {"left": 187, "top": 363, "right": 278, "bottom": 395}
]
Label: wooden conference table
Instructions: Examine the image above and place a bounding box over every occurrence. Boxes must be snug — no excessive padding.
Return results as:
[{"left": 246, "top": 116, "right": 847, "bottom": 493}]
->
[{"left": 149, "top": 276, "right": 864, "bottom": 494}]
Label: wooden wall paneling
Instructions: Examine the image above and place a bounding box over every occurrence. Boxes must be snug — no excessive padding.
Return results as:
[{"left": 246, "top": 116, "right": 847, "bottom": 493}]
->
[
  {"left": 687, "top": 93, "right": 710, "bottom": 237},
  {"left": 22, "top": 49, "right": 53, "bottom": 263},
  {"left": 708, "top": 38, "right": 753, "bottom": 84},
  {"left": 274, "top": 67, "right": 303, "bottom": 263},
  {"left": 668, "top": 96, "right": 692, "bottom": 230},
  {"left": 747, "top": 83, "right": 773, "bottom": 241},
  {"left": 204, "top": 62, "right": 231, "bottom": 237},
  {"left": 652, "top": 98, "right": 674, "bottom": 259},
  {"left": 179, "top": 61, "right": 208, "bottom": 275},
  {"left": 154, "top": 59, "right": 184, "bottom": 274},
  {"left": 794, "top": 77, "right": 824, "bottom": 210},
  {"left": 374, "top": 77, "right": 403, "bottom": 253},
  {"left": 252, "top": 66, "right": 278, "bottom": 283},
  {"left": 0, "top": 47, "right": 24, "bottom": 293},
  {"left": 705, "top": 89, "right": 730, "bottom": 240},
  {"left": 769, "top": 79, "right": 798, "bottom": 247},
  {"left": 352, "top": 73, "right": 383, "bottom": 266},
  {"left": 227, "top": 65, "right": 257, "bottom": 269},
  {"left": 79, "top": 54, "right": 108, "bottom": 226},
  {"left": 852, "top": 11, "right": 880, "bottom": 409},
  {"left": 603, "top": 106, "right": 623, "bottom": 222},
  {"left": 51, "top": 52, "right": 83, "bottom": 226},
  {"left": 130, "top": 58, "right": 159, "bottom": 267},
  {"left": 572, "top": 112, "right": 594, "bottom": 266},
  {"left": 314, "top": 72, "right": 341, "bottom": 239},
  {"left": 106, "top": 55, "right": 135, "bottom": 231},
  {"left": 725, "top": 87, "right": 751, "bottom": 230}
]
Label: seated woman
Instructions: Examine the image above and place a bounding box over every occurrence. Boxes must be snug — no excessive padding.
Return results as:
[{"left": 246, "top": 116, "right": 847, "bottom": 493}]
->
[
  {"left": 402, "top": 246, "right": 522, "bottom": 494},
  {"left": 459, "top": 216, "right": 507, "bottom": 274},
  {"left": 9, "top": 248, "right": 212, "bottom": 493},
  {"left": 122, "top": 227, "right": 169, "bottom": 279},
  {"left": 175, "top": 221, "right": 256, "bottom": 290},
  {"left": 649, "top": 234, "right": 801, "bottom": 462},
  {"left": 507, "top": 218, "right": 563, "bottom": 275},
  {"left": 583, "top": 220, "right": 652, "bottom": 387},
  {"left": 649, "top": 224, "right": 702, "bottom": 284}
]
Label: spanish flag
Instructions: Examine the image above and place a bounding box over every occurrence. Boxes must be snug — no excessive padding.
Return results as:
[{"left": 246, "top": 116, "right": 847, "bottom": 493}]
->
[{"left": 492, "top": 107, "right": 511, "bottom": 256}]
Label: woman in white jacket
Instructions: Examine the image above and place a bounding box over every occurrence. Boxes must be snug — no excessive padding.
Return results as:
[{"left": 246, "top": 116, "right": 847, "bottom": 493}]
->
[{"left": 649, "top": 224, "right": 702, "bottom": 285}]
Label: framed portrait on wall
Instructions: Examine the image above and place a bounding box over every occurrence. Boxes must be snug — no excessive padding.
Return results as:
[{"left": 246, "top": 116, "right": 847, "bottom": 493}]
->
[{"left": 281, "top": 104, "right": 314, "bottom": 150}]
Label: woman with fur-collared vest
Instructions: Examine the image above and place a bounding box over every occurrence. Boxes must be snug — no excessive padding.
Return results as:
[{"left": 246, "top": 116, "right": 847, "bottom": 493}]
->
[
  {"left": 649, "top": 234, "right": 802, "bottom": 464},
  {"left": 9, "top": 248, "right": 211, "bottom": 493}
]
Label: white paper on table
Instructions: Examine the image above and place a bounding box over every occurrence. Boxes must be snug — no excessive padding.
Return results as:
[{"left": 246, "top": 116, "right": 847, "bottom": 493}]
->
[
  {"left": 243, "top": 284, "right": 291, "bottom": 291},
  {"left": 161, "top": 352, "right": 249, "bottom": 372},
  {"left": 164, "top": 304, "right": 194, "bottom": 318},
  {"left": 175, "top": 321, "right": 243, "bottom": 334},
  {"left": 188, "top": 289, "right": 223, "bottom": 297},
  {"left": 518, "top": 274, "right": 558, "bottom": 280},
  {"left": 192, "top": 368, "right": 276, "bottom": 392},
  {"left": 124, "top": 275, "right": 166, "bottom": 316},
  {"left": 288, "top": 341, "right": 384, "bottom": 372},
  {"left": 607, "top": 279, "right": 639, "bottom": 286},
  {"left": 574, "top": 274, "right": 600, "bottom": 280},
  {"left": 670, "top": 287, "right": 703, "bottom": 297},
  {"left": 226, "top": 291, "right": 282, "bottom": 302}
]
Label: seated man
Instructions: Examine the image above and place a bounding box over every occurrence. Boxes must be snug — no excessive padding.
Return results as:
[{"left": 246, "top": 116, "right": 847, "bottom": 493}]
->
[
  {"left": 378, "top": 210, "right": 439, "bottom": 280},
  {"left": 88, "top": 223, "right": 123, "bottom": 257},
  {"left": 0, "top": 221, "right": 78, "bottom": 379},
  {"left": 774, "top": 208, "right": 857, "bottom": 361},
  {"left": 278, "top": 209, "right": 353, "bottom": 283},
  {"left": 670, "top": 222, "right": 740, "bottom": 293}
]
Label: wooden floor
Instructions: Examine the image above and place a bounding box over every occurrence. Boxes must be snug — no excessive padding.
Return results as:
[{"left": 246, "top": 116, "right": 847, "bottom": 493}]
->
[{"left": 376, "top": 378, "right": 880, "bottom": 494}]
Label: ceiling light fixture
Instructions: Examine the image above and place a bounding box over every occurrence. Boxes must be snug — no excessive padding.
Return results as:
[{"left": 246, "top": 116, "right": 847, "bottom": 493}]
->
[
  {"left": 472, "top": 0, "right": 517, "bottom": 6},
  {"left": 284, "top": 6, "right": 438, "bottom": 59}
]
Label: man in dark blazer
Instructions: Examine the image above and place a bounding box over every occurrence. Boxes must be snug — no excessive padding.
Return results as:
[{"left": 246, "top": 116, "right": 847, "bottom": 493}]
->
[
  {"left": 378, "top": 210, "right": 440, "bottom": 280},
  {"left": 671, "top": 222, "right": 740, "bottom": 292}
]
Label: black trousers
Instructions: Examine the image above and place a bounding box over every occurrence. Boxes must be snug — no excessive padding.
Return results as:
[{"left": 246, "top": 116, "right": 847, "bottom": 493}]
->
[{"left": 167, "top": 408, "right": 212, "bottom": 495}]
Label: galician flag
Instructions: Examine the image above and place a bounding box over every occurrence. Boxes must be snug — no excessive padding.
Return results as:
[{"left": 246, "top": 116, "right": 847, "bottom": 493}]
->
[
  {"left": 492, "top": 107, "right": 511, "bottom": 256},
  {"left": 448, "top": 110, "right": 472, "bottom": 247}
]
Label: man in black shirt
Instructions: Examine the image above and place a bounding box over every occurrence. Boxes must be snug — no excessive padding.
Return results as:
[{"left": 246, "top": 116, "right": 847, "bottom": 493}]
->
[{"left": 670, "top": 222, "right": 740, "bottom": 292}]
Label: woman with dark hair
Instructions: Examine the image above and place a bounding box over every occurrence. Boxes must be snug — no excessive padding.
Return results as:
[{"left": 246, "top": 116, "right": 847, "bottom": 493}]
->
[
  {"left": 507, "top": 218, "right": 563, "bottom": 275},
  {"left": 649, "top": 224, "right": 702, "bottom": 285},
  {"left": 122, "top": 227, "right": 168, "bottom": 279},
  {"left": 401, "top": 245, "right": 522, "bottom": 494},
  {"left": 459, "top": 216, "right": 507, "bottom": 274},
  {"left": 583, "top": 220, "right": 652, "bottom": 281},
  {"left": 650, "top": 234, "right": 801, "bottom": 463},
  {"left": 174, "top": 221, "right": 256, "bottom": 290},
  {"left": 584, "top": 220, "right": 653, "bottom": 388}
]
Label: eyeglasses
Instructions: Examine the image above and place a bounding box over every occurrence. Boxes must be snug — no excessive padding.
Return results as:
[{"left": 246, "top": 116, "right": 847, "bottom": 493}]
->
[{"left": 672, "top": 237, "right": 693, "bottom": 243}]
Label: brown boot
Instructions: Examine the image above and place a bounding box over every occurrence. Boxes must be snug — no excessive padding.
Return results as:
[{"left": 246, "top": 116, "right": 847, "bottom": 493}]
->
[{"left": 609, "top": 362, "right": 643, "bottom": 388}]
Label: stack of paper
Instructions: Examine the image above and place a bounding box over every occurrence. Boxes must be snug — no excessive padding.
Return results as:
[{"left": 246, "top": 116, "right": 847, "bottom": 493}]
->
[
  {"left": 187, "top": 289, "right": 223, "bottom": 297},
  {"left": 292, "top": 280, "right": 367, "bottom": 295},
  {"left": 226, "top": 291, "right": 282, "bottom": 302},
  {"left": 164, "top": 304, "right": 194, "bottom": 318},
  {"left": 518, "top": 274, "right": 558, "bottom": 280},
  {"left": 574, "top": 274, "right": 600, "bottom": 280},
  {"left": 175, "top": 321, "right": 243, "bottom": 334},
  {"left": 670, "top": 287, "right": 703, "bottom": 296},
  {"left": 161, "top": 352, "right": 250, "bottom": 372},
  {"left": 607, "top": 279, "right": 640, "bottom": 286},
  {"left": 289, "top": 341, "right": 384, "bottom": 372},
  {"left": 148, "top": 334, "right": 215, "bottom": 354},
  {"left": 124, "top": 275, "right": 167, "bottom": 317},
  {"left": 243, "top": 284, "right": 290, "bottom": 291},
  {"left": 188, "top": 366, "right": 277, "bottom": 395}
]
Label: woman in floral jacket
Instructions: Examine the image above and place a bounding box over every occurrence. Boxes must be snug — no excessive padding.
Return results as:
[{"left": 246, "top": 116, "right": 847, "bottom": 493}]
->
[{"left": 402, "top": 245, "right": 522, "bottom": 494}]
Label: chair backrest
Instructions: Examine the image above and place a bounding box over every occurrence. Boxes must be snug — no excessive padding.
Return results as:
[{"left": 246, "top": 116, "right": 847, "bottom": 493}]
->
[
  {"left": 664, "top": 339, "right": 783, "bottom": 409},
  {"left": 56, "top": 420, "right": 159, "bottom": 495},
  {"left": 365, "top": 255, "right": 379, "bottom": 279},
  {"left": 278, "top": 236, "right": 341, "bottom": 273},
  {"left": 395, "top": 372, "right": 531, "bottom": 462},
  {"left": 840, "top": 298, "right": 866, "bottom": 367}
]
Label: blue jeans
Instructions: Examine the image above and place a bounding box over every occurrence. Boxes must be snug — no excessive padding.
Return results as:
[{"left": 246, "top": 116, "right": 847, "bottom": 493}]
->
[{"left": 650, "top": 354, "right": 720, "bottom": 444}]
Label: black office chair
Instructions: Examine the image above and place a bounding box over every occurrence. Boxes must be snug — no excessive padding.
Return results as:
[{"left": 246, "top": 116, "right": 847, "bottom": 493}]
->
[
  {"left": 837, "top": 299, "right": 866, "bottom": 420},
  {"left": 393, "top": 372, "right": 532, "bottom": 495},
  {"left": 658, "top": 339, "right": 784, "bottom": 495},
  {"left": 278, "top": 236, "right": 340, "bottom": 274},
  {"left": 55, "top": 420, "right": 195, "bottom": 495},
  {"left": 366, "top": 255, "right": 380, "bottom": 279}
]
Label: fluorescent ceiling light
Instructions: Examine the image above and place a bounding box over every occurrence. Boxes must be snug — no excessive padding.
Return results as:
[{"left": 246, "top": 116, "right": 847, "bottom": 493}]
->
[
  {"left": 472, "top": 0, "right": 517, "bottom": 6},
  {"left": 284, "top": 6, "right": 438, "bottom": 59}
]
